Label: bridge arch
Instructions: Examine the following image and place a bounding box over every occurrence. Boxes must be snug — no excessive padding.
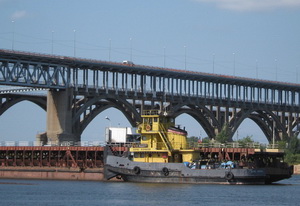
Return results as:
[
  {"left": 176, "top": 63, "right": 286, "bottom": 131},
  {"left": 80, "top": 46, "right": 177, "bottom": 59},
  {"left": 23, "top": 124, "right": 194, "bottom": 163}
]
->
[
  {"left": 72, "top": 95, "right": 141, "bottom": 135},
  {"left": 0, "top": 96, "right": 46, "bottom": 115},
  {"left": 170, "top": 103, "right": 220, "bottom": 139},
  {"left": 229, "top": 109, "right": 287, "bottom": 142},
  {"left": 0, "top": 98, "right": 47, "bottom": 141}
]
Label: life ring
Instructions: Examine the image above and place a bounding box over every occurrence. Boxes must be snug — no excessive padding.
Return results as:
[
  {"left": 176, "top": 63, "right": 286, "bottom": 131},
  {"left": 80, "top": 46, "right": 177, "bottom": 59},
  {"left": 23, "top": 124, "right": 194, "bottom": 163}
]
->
[
  {"left": 225, "top": 172, "right": 234, "bottom": 180},
  {"left": 146, "top": 124, "right": 151, "bottom": 131},
  {"left": 133, "top": 166, "right": 141, "bottom": 175},
  {"left": 162, "top": 167, "right": 169, "bottom": 176}
]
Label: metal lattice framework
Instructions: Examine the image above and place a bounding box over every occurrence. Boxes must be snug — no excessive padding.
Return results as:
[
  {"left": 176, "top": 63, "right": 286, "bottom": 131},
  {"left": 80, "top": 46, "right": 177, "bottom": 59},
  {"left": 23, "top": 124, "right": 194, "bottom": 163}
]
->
[
  {"left": 1, "top": 49, "right": 300, "bottom": 108},
  {"left": 0, "top": 61, "right": 69, "bottom": 90},
  {"left": 1, "top": 49, "right": 300, "bottom": 141}
]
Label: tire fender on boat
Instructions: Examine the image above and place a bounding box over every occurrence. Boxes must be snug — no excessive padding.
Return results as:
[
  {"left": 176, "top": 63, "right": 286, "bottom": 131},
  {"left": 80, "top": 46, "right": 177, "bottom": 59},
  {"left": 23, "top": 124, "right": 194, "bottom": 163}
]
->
[
  {"left": 133, "top": 166, "right": 141, "bottom": 175},
  {"left": 225, "top": 171, "right": 234, "bottom": 180},
  {"left": 162, "top": 167, "right": 169, "bottom": 176}
]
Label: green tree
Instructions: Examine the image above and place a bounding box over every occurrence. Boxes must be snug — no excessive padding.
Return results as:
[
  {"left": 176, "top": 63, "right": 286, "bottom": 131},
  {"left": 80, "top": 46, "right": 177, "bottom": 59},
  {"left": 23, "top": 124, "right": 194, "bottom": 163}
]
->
[
  {"left": 237, "top": 135, "right": 254, "bottom": 147},
  {"left": 288, "top": 135, "right": 299, "bottom": 154},
  {"left": 283, "top": 135, "right": 300, "bottom": 165},
  {"left": 201, "top": 137, "right": 210, "bottom": 144},
  {"left": 187, "top": 136, "right": 199, "bottom": 147},
  {"left": 215, "top": 124, "right": 230, "bottom": 143}
]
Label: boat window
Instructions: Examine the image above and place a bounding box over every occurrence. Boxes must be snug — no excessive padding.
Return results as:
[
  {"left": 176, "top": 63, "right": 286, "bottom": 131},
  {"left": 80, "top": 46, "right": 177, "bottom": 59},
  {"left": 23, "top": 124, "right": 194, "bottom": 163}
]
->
[
  {"left": 140, "top": 153, "right": 145, "bottom": 158},
  {"left": 134, "top": 153, "right": 139, "bottom": 158},
  {"left": 142, "top": 136, "right": 147, "bottom": 141},
  {"left": 154, "top": 117, "right": 158, "bottom": 122}
]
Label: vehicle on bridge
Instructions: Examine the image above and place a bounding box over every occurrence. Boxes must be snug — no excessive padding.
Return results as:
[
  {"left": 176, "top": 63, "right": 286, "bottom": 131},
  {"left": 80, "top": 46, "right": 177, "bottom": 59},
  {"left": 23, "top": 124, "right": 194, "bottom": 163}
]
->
[
  {"left": 122, "top": 60, "right": 134, "bottom": 66},
  {"left": 104, "top": 110, "right": 293, "bottom": 184}
]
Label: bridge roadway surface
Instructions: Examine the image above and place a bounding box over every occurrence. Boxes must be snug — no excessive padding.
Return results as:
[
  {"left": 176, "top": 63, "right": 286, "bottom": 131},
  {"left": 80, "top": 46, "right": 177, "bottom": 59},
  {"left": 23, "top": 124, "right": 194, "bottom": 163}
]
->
[{"left": 1, "top": 49, "right": 300, "bottom": 143}]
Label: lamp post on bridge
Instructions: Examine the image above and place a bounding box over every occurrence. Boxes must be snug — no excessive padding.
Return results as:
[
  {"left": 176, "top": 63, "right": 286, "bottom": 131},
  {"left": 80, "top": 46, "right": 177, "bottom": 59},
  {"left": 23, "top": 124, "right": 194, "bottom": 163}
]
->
[
  {"left": 109, "top": 38, "right": 111, "bottom": 61},
  {"left": 296, "top": 65, "right": 299, "bottom": 83},
  {"left": 12, "top": 20, "right": 15, "bottom": 50},
  {"left": 51, "top": 31, "right": 54, "bottom": 55},
  {"left": 105, "top": 116, "right": 111, "bottom": 128},
  {"left": 73, "top": 29, "right": 76, "bottom": 57},
  {"left": 212, "top": 53, "right": 215, "bottom": 73},
  {"left": 256, "top": 60, "right": 258, "bottom": 79},
  {"left": 184, "top": 45, "right": 187, "bottom": 71},
  {"left": 163, "top": 46, "right": 166, "bottom": 68},
  {"left": 130, "top": 38, "right": 132, "bottom": 62},
  {"left": 105, "top": 116, "right": 111, "bottom": 143},
  {"left": 275, "top": 59, "right": 278, "bottom": 81},
  {"left": 233, "top": 52, "right": 235, "bottom": 76}
]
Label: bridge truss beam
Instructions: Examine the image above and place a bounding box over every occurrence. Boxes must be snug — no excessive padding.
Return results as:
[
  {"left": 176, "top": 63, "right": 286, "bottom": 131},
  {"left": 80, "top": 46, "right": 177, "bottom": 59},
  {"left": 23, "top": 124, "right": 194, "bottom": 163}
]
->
[{"left": 1, "top": 49, "right": 300, "bottom": 143}]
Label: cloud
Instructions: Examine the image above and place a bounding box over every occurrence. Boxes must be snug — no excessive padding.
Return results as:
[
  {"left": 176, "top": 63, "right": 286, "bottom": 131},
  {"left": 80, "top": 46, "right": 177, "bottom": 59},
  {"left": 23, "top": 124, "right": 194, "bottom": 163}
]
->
[
  {"left": 11, "top": 10, "right": 27, "bottom": 20},
  {"left": 194, "top": 0, "right": 300, "bottom": 12}
]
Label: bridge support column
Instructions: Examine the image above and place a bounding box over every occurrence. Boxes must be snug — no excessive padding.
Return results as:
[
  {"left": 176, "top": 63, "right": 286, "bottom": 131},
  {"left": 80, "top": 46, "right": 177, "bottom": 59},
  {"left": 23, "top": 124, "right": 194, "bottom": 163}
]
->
[
  {"left": 46, "top": 88, "right": 80, "bottom": 144},
  {"left": 287, "top": 112, "right": 293, "bottom": 138}
]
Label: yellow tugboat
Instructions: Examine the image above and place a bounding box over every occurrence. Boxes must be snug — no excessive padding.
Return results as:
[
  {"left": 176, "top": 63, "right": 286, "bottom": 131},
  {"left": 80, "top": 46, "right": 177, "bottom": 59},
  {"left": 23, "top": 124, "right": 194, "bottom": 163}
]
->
[
  {"left": 131, "top": 110, "right": 196, "bottom": 164},
  {"left": 104, "top": 110, "right": 293, "bottom": 184}
]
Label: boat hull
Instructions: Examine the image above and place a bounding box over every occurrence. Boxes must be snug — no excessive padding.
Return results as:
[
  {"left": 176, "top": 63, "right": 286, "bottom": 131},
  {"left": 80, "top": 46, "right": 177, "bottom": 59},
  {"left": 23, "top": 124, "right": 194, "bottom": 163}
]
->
[{"left": 104, "top": 155, "right": 290, "bottom": 185}]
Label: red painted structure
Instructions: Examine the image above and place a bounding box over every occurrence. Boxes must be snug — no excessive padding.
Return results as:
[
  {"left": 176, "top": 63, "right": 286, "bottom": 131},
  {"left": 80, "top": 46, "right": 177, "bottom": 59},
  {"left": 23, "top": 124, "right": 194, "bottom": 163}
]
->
[
  {"left": 0, "top": 146, "right": 127, "bottom": 180},
  {"left": 0, "top": 146, "right": 128, "bottom": 168}
]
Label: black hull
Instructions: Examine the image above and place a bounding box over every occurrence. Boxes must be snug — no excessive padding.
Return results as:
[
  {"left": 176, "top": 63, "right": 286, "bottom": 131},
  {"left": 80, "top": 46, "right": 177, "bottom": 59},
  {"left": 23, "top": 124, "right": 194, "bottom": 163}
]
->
[
  {"left": 104, "top": 156, "right": 292, "bottom": 185},
  {"left": 106, "top": 165, "right": 266, "bottom": 185}
]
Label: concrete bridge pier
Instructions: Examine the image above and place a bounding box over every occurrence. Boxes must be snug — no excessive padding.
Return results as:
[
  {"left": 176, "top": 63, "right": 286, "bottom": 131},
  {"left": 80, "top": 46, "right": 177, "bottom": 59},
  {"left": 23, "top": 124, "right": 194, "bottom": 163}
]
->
[{"left": 45, "top": 88, "right": 80, "bottom": 144}]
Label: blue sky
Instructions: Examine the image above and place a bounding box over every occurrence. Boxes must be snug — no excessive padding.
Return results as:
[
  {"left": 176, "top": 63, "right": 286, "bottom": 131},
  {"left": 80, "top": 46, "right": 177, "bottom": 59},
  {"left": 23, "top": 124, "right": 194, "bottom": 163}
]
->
[{"left": 0, "top": 0, "right": 300, "bottom": 143}]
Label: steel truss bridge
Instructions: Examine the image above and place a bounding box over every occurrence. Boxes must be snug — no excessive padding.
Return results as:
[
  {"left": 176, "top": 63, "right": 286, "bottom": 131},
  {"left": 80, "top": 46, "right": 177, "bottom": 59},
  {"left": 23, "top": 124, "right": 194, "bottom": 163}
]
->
[{"left": 1, "top": 49, "right": 300, "bottom": 143}]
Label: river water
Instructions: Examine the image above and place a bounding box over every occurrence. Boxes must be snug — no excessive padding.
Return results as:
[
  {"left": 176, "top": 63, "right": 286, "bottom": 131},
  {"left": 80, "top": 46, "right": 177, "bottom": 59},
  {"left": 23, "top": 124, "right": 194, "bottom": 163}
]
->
[{"left": 0, "top": 175, "right": 299, "bottom": 206}]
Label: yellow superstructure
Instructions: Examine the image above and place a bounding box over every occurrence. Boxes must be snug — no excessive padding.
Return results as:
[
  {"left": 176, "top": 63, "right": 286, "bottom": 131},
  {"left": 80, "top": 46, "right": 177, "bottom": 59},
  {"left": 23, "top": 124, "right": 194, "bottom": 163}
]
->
[{"left": 130, "top": 110, "right": 199, "bottom": 163}]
